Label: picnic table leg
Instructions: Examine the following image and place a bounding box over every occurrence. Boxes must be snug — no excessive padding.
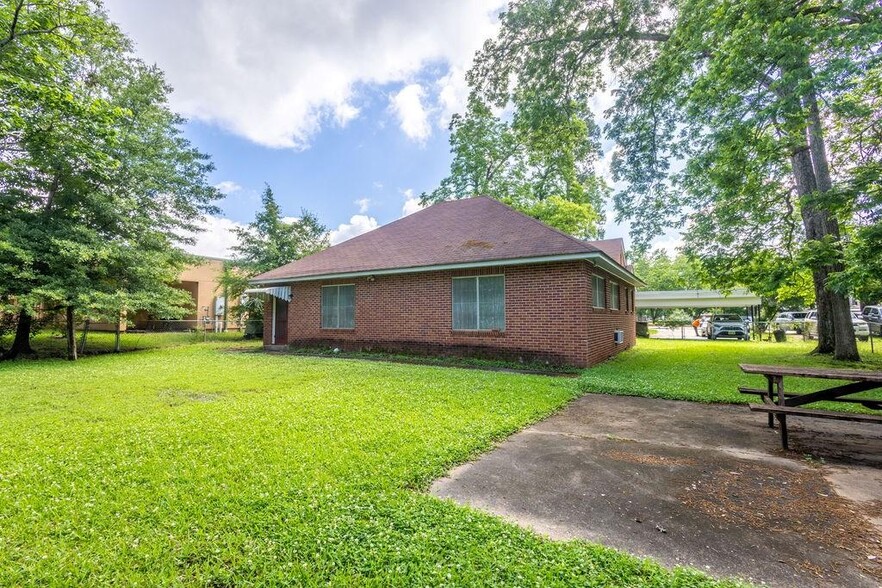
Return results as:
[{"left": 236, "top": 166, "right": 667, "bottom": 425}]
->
[
  {"left": 766, "top": 375, "right": 775, "bottom": 428},
  {"left": 775, "top": 375, "right": 788, "bottom": 450}
]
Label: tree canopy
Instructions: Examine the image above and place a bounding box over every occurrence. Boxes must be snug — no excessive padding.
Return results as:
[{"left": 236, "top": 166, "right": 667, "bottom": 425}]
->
[
  {"left": 423, "top": 95, "right": 606, "bottom": 239},
  {"left": 0, "top": 0, "right": 220, "bottom": 359},
  {"left": 220, "top": 185, "right": 328, "bottom": 332},
  {"left": 445, "top": 0, "right": 882, "bottom": 360},
  {"left": 631, "top": 250, "right": 704, "bottom": 292}
]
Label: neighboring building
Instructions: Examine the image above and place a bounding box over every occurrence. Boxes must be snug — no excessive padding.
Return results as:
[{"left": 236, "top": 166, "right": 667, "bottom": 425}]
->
[
  {"left": 131, "top": 256, "right": 231, "bottom": 330},
  {"left": 249, "top": 197, "right": 643, "bottom": 367}
]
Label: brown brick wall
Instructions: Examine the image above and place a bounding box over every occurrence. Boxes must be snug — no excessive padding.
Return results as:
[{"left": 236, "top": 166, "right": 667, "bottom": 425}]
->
[{"left": 267, "top": 260, "right": 636, "bottom": 367}]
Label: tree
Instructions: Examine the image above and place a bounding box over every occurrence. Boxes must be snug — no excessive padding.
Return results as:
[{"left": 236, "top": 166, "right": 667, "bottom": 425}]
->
[
  {"left": 631, "top": 250, "right": 704, "bottom": 292},
  {"left": 220, "top": 185, "right": 328, "bottom": 336},
  {"left": 423, "top": 95, "right": 606, "bottom": 238},
  {"left": 0, "top": 1, "right": 220, "bottom": 360},
  {"left": 630, "top": 250, "right": 705, "bottom": 322},
  {"left": 461, "top": 0, "right": 882, "bottom": 361},
  {"left": 231, "top": 185, "right": 328, "bottom": 274}
]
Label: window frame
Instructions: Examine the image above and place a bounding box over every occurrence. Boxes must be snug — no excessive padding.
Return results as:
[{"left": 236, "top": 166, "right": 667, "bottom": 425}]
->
[
  {"left": 451, "top": 274, "right": 505, "bottom": 331},
  {"left": 592, "top": 274, "right": 606, "bottom": 309},
  {"left": 320, "top": 283, "right": 356, "bottom": 329},
  {"left": 610, "top": 282, "right": 620, "bottom": 311}
]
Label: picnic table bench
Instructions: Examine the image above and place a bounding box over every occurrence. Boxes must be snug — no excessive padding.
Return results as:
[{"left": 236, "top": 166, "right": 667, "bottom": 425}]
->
[{"left": 739, "top": 364, "right": 882, "bottom": 449}]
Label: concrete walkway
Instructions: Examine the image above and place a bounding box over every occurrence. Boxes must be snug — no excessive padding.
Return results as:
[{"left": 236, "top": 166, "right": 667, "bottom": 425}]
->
[{"left": 431, "top": 395, "right": 882, "bottom": 587}]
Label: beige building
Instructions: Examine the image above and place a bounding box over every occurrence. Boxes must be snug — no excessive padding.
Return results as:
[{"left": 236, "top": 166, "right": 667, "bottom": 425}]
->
[{"left": 132, "top": 256, "right": 232, "bottom": 330}]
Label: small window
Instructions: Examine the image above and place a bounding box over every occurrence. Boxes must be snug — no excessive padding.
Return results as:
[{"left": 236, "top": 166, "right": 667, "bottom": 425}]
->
[
  {"left": 452, "top": 275, "right": 504, "bottom": 330},
  {"left": 610, "top": 283, "right": 620, "bottom": 310},
  {"left": 321, "top": 284, "right": 355, "bottom": 328},
  {"left": 592, "top": 275, "right": 606, "bottom": 308}
]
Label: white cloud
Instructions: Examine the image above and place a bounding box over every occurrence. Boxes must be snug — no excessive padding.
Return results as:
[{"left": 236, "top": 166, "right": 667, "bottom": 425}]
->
[
  {"left": 280, "top": 216, "right": 300, "bottom": 224},
  {"left": 329, "top": 214, "right": 378, "bottom": 244},
  {"left": 401, "top": 188, "right": 426, "bottom": 217},
  {"left": 181, "top": 215, "right": 244, "bottom": 258},
  {"left": 650, "top": 233, "right": 686, "bottom": 255},
  {"left": 390, "top": 84, "right": 431, "bottom": 143},
  {"left": 214, "top": 180, "right": 242, "bottom": 195},
  {"left": 354, "top": 198, "right": 371, "bottom": 213},
  {"left": 436, "top": 65, "right": 469, "bottom": 128},
  {"left": 105, "top": 0, "right": 505, "bottom": 148},
  {"left": 333, "top": 102, "right": 360, "bottom": 127},
  {"left": 372, "top": 181, "right": 384, "bottom": 190},
  {"left": 589, "top": 61, "right": 618, "bottom": 123}
]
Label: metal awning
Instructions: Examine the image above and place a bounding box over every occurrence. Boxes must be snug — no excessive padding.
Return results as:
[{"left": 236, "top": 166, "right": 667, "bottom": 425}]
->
[
  {"left": 243, "top": 286, "right": 291, "bottom": 301},
  {"left": 636, "top": 288, "right": 761, "bottom": 309}
]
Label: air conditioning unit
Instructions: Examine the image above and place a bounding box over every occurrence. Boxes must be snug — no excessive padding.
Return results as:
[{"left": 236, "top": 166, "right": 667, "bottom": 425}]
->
[{"left": 613, "top": 330, "right": 625, "bottom": 344}]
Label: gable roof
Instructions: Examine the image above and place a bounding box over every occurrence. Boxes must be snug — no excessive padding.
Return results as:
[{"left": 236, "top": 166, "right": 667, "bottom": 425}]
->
[
  {"left": 251, "top": 197, "right": 643, "bottom": 286},
  {"left": 586, "top": 238, "right": 626, "bottom": 266}
]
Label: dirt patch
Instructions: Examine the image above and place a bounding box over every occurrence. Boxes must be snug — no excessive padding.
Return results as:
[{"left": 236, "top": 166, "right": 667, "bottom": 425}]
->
[
  {"left": 461, "top": 239, "right": 494, "bottom": 249},
  {"left": 603, "top": 449, "right": 696, "bottom": 467},
  {"left": 680, "top": 462, "right": 882, "bottom": 580},
  {"left": 158, "top": 389, "right": 224, "bottom": 406}
]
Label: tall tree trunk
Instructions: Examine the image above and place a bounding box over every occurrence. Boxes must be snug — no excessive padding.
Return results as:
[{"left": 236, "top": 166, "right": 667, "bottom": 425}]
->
[
  {"left": 779, "top": 59, "right": 859, "bottom": 360},
  {"left": 65, "top": 306, "right": 77, "bottom": 361},
  {"left": 790, "top": 146, "right": 836, "bottom": 353},
  {"left": 114, "top": 317, "right": 122, "bottom": 353},
  {"left": 803, "top": 85, "right": 859, "bottom": 361},
  {"left": 2, "top": 309, "right": 34, "bottom": 360}
]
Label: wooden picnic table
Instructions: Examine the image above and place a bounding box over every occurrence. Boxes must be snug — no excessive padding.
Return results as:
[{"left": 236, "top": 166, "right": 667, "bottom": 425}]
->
[{"left": 739, "top": 363, "right": 882, "bottom": 449}]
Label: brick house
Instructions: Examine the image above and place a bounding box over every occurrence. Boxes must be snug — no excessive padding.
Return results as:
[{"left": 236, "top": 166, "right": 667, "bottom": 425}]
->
[{"left": 249, "top": 197, "right": 643, "bottom": 367}]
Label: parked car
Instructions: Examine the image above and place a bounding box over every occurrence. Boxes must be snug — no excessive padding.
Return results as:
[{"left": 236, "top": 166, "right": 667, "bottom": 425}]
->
[
  {"left": 772, "top": 311, "right": 808, "bottom": 334},
  {"left": 707, "top": 314, "right": 749, "bottom": 340},
  {"left": 803, "top": 310, "right": 870, "bottom": 341},
  {"left": 861, "top": 305, "right": 882, "bottom": 336}
]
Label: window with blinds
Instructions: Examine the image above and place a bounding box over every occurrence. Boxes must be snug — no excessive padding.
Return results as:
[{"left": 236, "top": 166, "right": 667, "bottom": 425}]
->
[
  {"left": 321, "top": 284, "right": 355, "bottom": 328},
  {"left": 592, "top": 275, "right": 606, "bottom": 308},
  {"left": 610, "top": 282, "right": 620, "bottom": 310},
  {"left": 452, "top": 275, "right": 504, "bottom": 330}
]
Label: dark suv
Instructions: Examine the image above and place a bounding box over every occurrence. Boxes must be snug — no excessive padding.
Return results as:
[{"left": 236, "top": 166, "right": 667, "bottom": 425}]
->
[{"left": 862, "top": 305, "right": 882, "bottom": 336}]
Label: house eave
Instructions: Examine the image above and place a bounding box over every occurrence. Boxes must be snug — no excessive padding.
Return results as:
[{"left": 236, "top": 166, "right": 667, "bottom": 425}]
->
[{"left": 250, "top": 252, "right": 645, "bottom": 288}]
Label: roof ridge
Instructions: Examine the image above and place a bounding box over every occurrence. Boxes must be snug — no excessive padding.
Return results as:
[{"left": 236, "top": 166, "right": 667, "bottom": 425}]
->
[{"left": 475, "top": 196, "right": 598, "bottom": 253}]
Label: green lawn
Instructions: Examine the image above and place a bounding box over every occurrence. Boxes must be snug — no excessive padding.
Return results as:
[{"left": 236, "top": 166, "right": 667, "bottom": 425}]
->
[
  {"left": 0, "top": 330, "right": 252, "bottom": 358},
  {"left": 0, "top": 343, "right": 736, "bottom": 587},
  {"left": 579, "top": 338, "right": 882, "bottom": 410}
]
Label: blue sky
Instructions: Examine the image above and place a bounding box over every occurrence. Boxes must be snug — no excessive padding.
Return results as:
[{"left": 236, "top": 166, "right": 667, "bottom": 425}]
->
[{"left": 104, "top": 0, "right": 680, "bottom": 258}]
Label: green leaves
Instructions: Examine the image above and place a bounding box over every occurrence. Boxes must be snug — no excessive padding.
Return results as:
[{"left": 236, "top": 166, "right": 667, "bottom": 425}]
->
[
  {"left": 424, "top": 94, "right": 606, "bottom": 238},
  {"left": 220, "top": 185, "right": 329, "bottom": 325},
  {"left": 231, "top": 185, "right": 329, "bottom": 275},
  {"left": 456, "top": 0, "right": 882, "bottom": 313},
  {"left": 0, "top": 0, "right": 221, "bottom": 353}
]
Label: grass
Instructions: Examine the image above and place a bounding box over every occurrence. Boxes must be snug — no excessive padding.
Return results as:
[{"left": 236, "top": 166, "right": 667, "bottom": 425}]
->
[
  {"left": 0, "top": 343, "right": 738, "bottom": 586},
  {"left": 287, "top": 346, "right": 583, "bottom": 375},
  {"left": 579, "top": 338, "right": 882, "bottom": 411},
  {"left": 0, "top": 330, "right": 252, "bottom": 358}
]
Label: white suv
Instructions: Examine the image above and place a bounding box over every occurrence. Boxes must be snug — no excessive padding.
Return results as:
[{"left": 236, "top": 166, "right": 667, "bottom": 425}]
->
[{"left": 803, "top": 310, "right": 870, "bottom": 341}]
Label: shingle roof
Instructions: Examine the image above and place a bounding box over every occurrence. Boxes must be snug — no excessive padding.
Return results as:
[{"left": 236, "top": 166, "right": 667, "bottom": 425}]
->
[
  {"left": 252, "top": 197, "right": 640, "bottom": 284},
  {"left": 585, "top": 238, "right": 626, "bottom": 266}
]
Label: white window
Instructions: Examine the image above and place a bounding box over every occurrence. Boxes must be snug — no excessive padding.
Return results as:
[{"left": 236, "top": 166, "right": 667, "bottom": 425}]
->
[
  {"left": 610, "top": 283, "right": 620, "bottom": 310},
  {"left": 452, "top": 275, "right": 504, "bottom": 330},
  {"left": 592, "top": 275, "right": 606, "bottom": 308},
  {"left": 321, "top": 284, "right": 355, "bottom": 329}
]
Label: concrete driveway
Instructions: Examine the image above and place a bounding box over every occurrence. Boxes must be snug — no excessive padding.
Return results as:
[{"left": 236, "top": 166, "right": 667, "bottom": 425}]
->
[{"left": 431, "top": 394, "right": 882, "bottom": 587}]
